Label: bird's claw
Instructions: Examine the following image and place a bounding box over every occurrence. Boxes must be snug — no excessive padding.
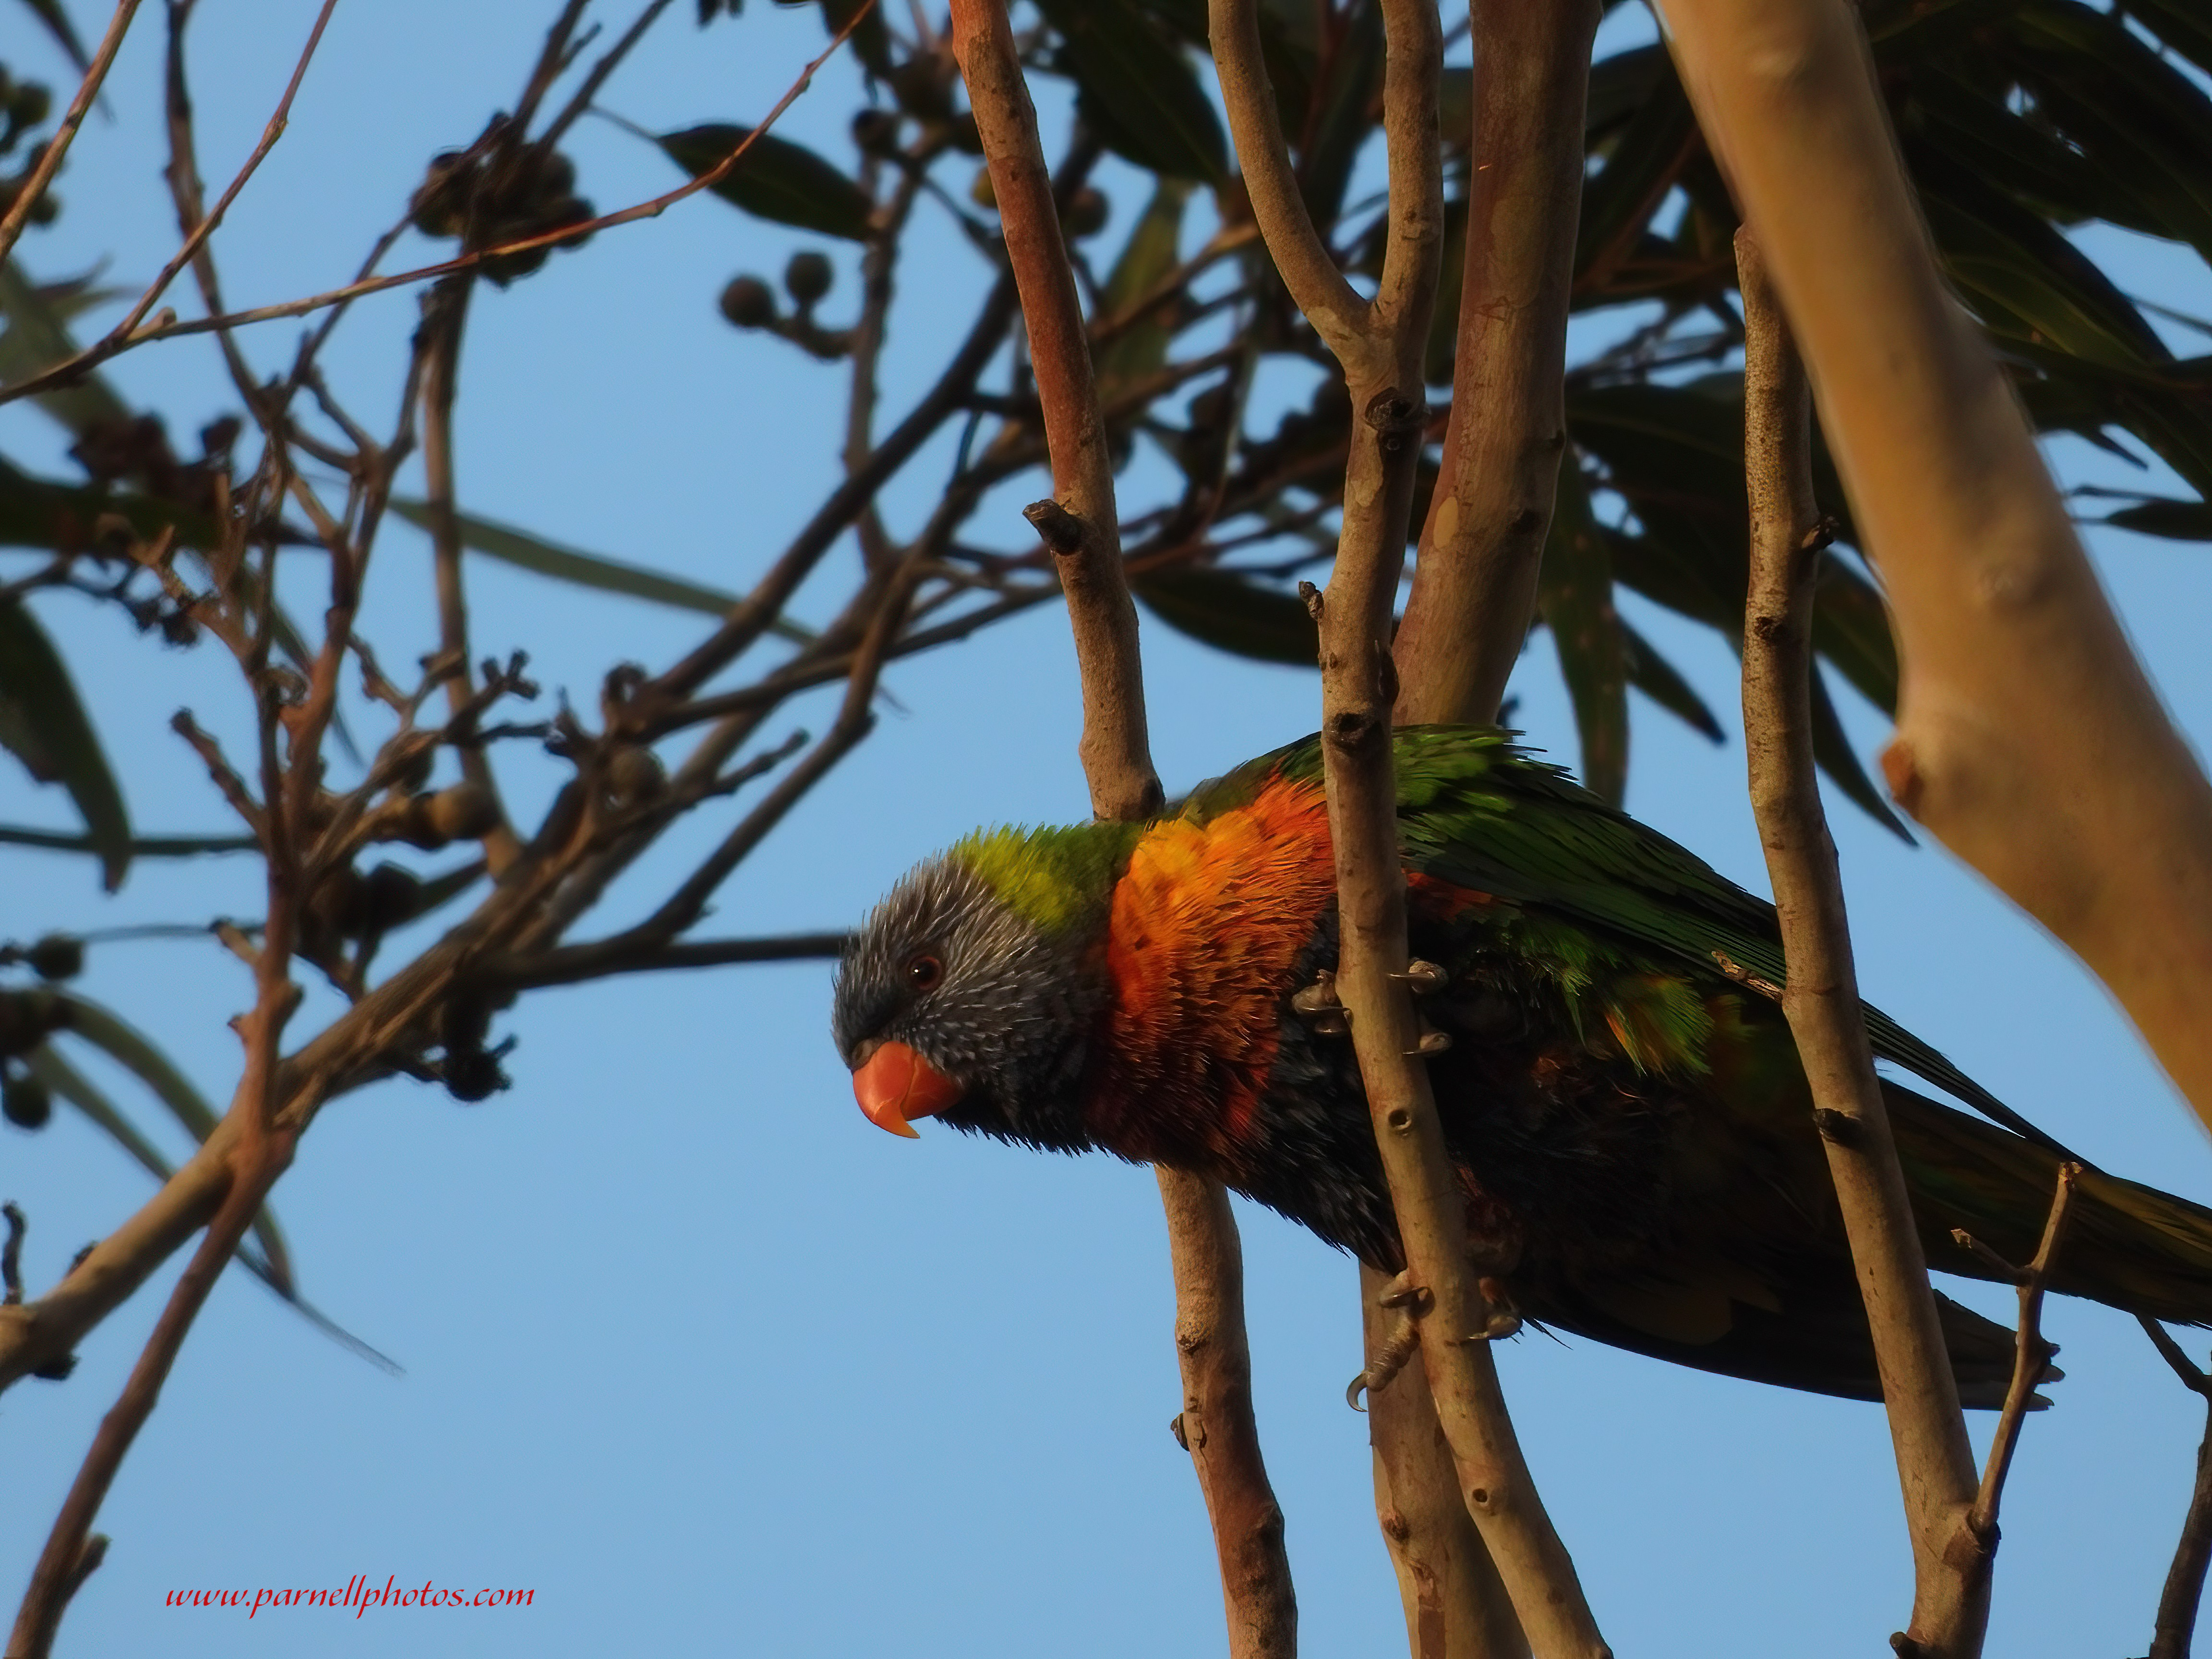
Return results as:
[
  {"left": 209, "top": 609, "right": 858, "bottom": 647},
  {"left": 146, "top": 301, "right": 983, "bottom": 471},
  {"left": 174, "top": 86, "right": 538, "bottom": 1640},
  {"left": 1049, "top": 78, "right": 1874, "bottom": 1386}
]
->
[
  {"left": 1390, "top": 959, "right": 1448, "bottom": 995},
  {"left": 1292, "top": 969, "right": 1349, "bottom": 1035}
]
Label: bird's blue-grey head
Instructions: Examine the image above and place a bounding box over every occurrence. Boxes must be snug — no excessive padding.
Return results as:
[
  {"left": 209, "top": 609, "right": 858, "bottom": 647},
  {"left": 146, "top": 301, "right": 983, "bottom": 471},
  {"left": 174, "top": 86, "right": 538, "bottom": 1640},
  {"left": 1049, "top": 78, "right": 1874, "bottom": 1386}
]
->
[{"left": 833, "top": 830, "right": 1128, "bottom": 1149}]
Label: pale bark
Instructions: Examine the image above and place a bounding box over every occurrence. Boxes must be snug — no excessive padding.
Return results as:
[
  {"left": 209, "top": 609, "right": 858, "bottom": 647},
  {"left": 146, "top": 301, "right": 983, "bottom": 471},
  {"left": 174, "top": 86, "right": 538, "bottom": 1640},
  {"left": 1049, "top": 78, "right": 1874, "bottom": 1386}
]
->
[
  {"left": 1393, "top": 0, "right": 1600, "bottom": 730},
  {"left": 1161, "top": 1169, "right": 1297, "bottom": 1659},
  {"left": 1377, "top": 3, "right": 1599, "bottom": 1648},
  {"left": 951, "top": 0, "right": 1157, "bottom": 821},
  {"left": 1735, "top": 227, "right": 1985, "bottom": 1659},
  {"left": 1659, "top": 0, "right": 2212, "bottom": 1130},
  {"left": 1364, "top": 1264, "right": 1530, "bottom": 1659},
  {"left": 949, "top": 5, "right": 1291, "bottom": 1651},
  {"left": 1210, "top": 2, "right": 1608, "bottom": 1654}
]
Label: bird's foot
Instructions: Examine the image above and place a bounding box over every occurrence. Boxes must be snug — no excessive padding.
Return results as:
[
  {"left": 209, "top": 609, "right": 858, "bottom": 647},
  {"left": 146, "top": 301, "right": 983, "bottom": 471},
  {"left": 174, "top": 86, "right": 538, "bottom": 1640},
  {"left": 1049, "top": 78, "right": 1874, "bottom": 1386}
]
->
[
  {"left": 1291, "top": 969, "right": 1349, "bottom": 1036},
  {"left": 1466, "top": 1276, "right": 1524, "bottom": 1342},
  {"left": 1346, "top": 1272, "right": 1430, "bottom": 1410},
  {"left": 1389, "top": 959, "right": 1448, "bottom": 995}
]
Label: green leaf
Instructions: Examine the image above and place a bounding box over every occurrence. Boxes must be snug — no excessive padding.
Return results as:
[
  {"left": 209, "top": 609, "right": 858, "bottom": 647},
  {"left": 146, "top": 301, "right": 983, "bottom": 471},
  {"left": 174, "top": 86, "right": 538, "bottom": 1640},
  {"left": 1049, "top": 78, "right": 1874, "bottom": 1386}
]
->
[
  {"left": 1537, "top": 467, "right": 1628, "bottom": 805},
  {"left": 2002, "top": 1, "right": 2212, "bottom": 266},
  {"left": 57, "top": 993, "right": 221, "bottom": 1141},
  {"left": 1584, "top": 43, "right": 1670, "bottom": 136},
  {"left": 658, "top": 123, "right": 873, "bottom": 241},
  {"left": 1620, "top": 620, "right": 1723, "bottom": 743},
  {"left": 1035, "top": 0, "right": 1227, "bottom": 183},
  {"left": 386, "top": 498, "right": 816, "bottom": 643},
  {"left": 1809, "top": 661, "right": 1913, "bottom": 842},
  {"left": 1575, "top": 59, "right": 1695, "bottom": 285},
  {"left": 0, "top": 258, "right": 133, "bottom": 440},
  {"left": 28, "top": 1040, "right": 296, "bottom": 1297},
  {"left": 1915, "top": 147, "right": 2172, "bottom": 373},
  {"left": 2100, "top": 494, "right": 2212, "bottom": 540},
  {"left": 13, "top": 0, "right": 88, "bottom": 68},
  {"left": 1292, "top": 0, "right": 1382, "bottom": 226},
  {"left": 0, "top": 456, "right": 220, "bottom": 553},
  {"left": 1134, "top": 565, "right": 1317, "bottom": 665},
  {"left": 818, "top": 0, "right": 891, "bottom": 76},
  {"left": 1095, "top": 180, "right": 1189, "bottom": 399},
  {"left": 0, "top": 601, "right": 131, "bottom": 889}
]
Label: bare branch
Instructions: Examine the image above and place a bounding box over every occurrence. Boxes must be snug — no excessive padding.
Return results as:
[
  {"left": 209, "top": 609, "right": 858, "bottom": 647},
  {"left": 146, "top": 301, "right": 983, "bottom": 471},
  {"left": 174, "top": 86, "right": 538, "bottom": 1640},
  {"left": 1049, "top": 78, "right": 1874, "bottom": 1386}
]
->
[
  {"left": 1158, "top": 1168, "right": 1297, "bottom": 1659},
  {"left": 537, "top": 0, "right": 680, "bottom": 151},
  {"left": 1214, "top": 0, "right": 1604, "bottom": 1650},
  {"left": 418, "top": 277, "right": 525, "bottom": 873},
  {"left": 1736, "top": 226, "right": 1986, "bottom": 1659},
  {"left": 953, "top": 0, "right": 1158, "bottom": 819},
  {"left": 7, "top": 792, "right": 302, "bottom": 1657},
  {"left": 1360, "top": 1263, "right": 1529, "bottom": 1659},
  {"left": 1968, "top": 1162, "right": 2080, "bottom": 1538},
  {"left": 2141, "top": 1320, "right": 2212, "bottom": 1659},
  {"left": 109, "top": 0, "right": 342, "bottom": 350},
  {"left": 0, "top": 10, "right": 877, "bottom": 409},
  {"left": 0, "top": 827, "right": 257, "bottom": 857},
  {"left": 0, "top": 1205, "right": 23, "bottom": 1307},
  {"left": 1393, "top": 0, "right": 1599, "bottom": 728},
  {"left": 0, "top": 0, "right": 144, "bottom": 268},
  {"left": 948, "top": 8, "right": 1287, "bottom": 1651},
  {"left": 1205, "top": 0, "right": 1363, "bottom": 352},
  {"left": 1659, "top": 0, "right": 2212, "bottom": 1128}
]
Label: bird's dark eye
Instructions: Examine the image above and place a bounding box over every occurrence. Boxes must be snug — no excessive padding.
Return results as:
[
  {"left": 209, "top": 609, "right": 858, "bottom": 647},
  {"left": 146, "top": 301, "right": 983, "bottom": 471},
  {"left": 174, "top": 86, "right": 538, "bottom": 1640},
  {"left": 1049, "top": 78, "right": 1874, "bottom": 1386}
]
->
[{"left": 905, "top": 953, "right": 943, "bottom": 992}]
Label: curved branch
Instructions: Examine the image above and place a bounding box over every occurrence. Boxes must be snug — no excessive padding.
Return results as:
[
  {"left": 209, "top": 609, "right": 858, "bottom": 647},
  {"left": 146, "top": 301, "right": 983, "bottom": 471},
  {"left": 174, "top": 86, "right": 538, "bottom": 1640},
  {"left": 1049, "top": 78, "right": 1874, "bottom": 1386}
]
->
[
  {"left": 1393, "top": 0, "right": 1599, "bottom": 729},
  {"left": 1205, "top": 0, "right": 1367, "bottom": 361},
  {"left": 1658, "top": 0, "right": 2212, "bottom": 1128},
  {"left": 1736, "top": 226, "right": 1986, "bottom": 1659}
]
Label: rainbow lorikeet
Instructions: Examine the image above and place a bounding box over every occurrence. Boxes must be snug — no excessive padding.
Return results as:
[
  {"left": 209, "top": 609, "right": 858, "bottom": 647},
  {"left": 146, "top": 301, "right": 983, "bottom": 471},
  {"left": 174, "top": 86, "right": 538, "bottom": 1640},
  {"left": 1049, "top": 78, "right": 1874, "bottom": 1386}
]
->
[{"left": 833, "top": 727, "right": 2212, "bottom": 1402}]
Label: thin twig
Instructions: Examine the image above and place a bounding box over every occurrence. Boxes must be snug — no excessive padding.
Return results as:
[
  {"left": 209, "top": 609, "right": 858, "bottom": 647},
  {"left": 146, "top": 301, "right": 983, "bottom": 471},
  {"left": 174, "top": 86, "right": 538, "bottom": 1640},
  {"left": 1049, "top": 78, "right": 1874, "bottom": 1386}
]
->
[
  {"left": 1736, "top": 225, "right": 1987, "bottom": 1659},
  {"left": 2140, "top": 1320, "right": 2212, "bottom": 1659},
  {"left": 954, "top": 0, "right": 1156, "bottom": 820},
  {"left": 1966, "top": 1162, "right": 2081, "bottom": 1537},
  {"left": 114, "top": 0, "right": 342, "bottom": 357},
  {"left": 0, "top": 0, "right": 145, "bottom": 269},
  {"left": 1212, "top": 2, "right": 1604, "bottom": 1655},
  {"left": 0, "top": 6, "right": 875, "bottom": 409},
  {"left": 949, "top": 6, "right": 1285, "bottom": 1653},
  {"left": 537, "top": 0, "right": 680, "bottom": 151}
]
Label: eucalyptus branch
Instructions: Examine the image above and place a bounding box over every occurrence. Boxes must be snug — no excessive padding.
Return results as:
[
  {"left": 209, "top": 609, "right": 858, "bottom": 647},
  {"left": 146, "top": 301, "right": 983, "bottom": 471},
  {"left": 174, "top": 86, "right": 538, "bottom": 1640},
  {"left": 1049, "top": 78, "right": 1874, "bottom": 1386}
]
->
[
  {"left": 0, "top": 12, "right": 876, "bottom": 410},
  {"left": 949, "top": 6, "right": 1293, "bottom": 1654},
  {"left": 418, "top": 276, "right": 525, "bottom": 873},
  {"left": 1211, "top": 3, "right": 1603, "bottom": 1654},
  {"left": 1392, "top": 0, "right": 1599, "bottom": 729},
  {"left": 2140, "top": 1319, "right": 2212, "bottom": 1659},
  {"left": 1736, "top": 226, "right": 1987, "bottom": 1659},
  {"left": 0, "top": 0, "right": 144, "bottom": 269},
  {"left": 1659, "top": 0, "right": 2212, "bottom": 1128}
]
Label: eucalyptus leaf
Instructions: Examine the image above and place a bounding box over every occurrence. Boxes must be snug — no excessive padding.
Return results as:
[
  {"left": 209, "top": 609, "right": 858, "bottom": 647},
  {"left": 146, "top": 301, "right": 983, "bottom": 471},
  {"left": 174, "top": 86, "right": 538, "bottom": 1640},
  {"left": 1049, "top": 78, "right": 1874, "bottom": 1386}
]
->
[
  {"left": 1538, "top": 468, "right": 1628, "bottom": 805},
  {"left": 387, "top": 498, "right": 816, "bottom": 643},
  {"left": 57, "top": 992, "right": 221, "bottom": 1141},
  {"left": 1620, "top": 620, "right": 1723, "bottom": 744},
  {"left": 1134, "top": 565, "right": 1317, "bottom": 666},
  {"left": 658, "top": 123, "right": 873, "bottom": 241},
  {"left": 14, "top": 0, "right": 89, "bottom": 68},
  {"left": 1035, "top": 0, "right": 1226, "bottom": 183},
  {"left": 29, "top": 1041, "right": 296, "bottom": 1297},
  {"left": 0, "top": 600, "right": 131, "bottom": 888},
  {"left": 0, "top": 258, "right": 133, "bottom": 440}
]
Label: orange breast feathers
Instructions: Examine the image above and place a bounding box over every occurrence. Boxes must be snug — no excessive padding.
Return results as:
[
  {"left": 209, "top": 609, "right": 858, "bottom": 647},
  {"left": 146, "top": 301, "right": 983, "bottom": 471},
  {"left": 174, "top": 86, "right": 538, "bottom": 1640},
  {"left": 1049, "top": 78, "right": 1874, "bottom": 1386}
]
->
[{"left": 1086, "top": 773, "right": 1337, "bottom": 1161}]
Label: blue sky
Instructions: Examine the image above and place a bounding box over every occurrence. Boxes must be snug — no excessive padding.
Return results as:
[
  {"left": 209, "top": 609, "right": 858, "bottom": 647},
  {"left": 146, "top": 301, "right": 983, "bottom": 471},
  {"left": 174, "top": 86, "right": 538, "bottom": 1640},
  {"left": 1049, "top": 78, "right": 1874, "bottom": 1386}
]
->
[{"left": 4, "top": 3, "right": 2212, "bottom": 1655}]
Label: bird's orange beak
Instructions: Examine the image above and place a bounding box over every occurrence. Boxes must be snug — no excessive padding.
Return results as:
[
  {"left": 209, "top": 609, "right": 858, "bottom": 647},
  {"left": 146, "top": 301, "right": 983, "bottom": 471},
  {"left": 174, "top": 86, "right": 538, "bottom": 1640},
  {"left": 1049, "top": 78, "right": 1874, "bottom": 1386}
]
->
[{"left": 852, "top": 1040, "right": 962, "bottom": 1139}]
